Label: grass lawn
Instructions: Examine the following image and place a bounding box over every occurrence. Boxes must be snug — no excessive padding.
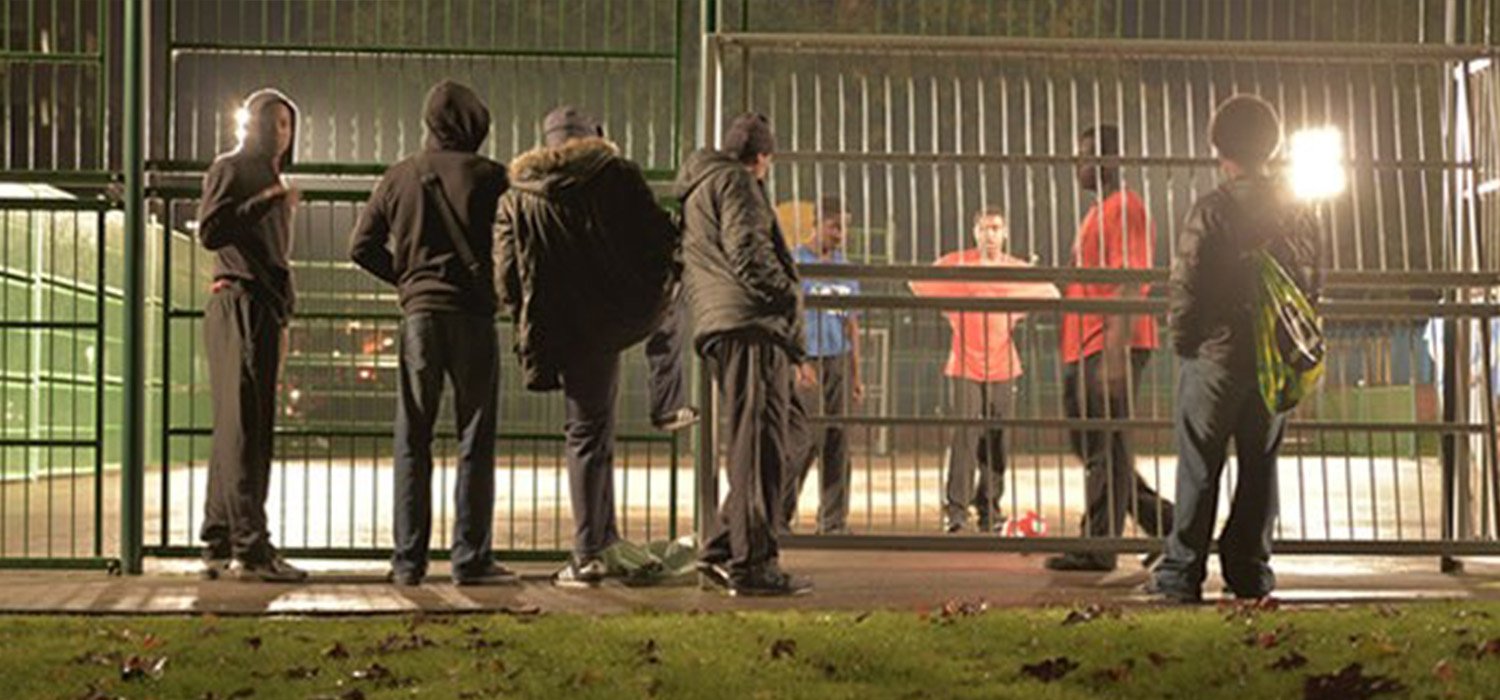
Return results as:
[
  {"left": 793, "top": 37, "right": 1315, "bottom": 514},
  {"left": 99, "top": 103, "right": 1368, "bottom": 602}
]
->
[{"left": 2, "top": 601, "right": 1498, "bottom": 699}]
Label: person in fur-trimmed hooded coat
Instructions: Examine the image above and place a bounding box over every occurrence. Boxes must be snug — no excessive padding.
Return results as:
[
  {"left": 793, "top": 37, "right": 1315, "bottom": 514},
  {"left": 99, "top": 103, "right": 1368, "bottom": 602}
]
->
[{"left": 496, "top": 105, "right": 679, "bottom": 586}]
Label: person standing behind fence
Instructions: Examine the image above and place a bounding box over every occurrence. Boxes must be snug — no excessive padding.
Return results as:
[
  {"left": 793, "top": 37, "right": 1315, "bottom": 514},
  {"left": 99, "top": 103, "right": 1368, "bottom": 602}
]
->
[
  {"left": 780, "top": 197, "right": 864, "bottom": 536},
  {"left": 196, "top": 88, "right": 306, "bottom": 583},
  {"left": 1149, "top": 95, "right": 1319, "bottom": 604},
  {"left": 679, "top": 113, "right": 811, "bottom": 596},
  {"left": 496, "top": 105, "right": 680, "bottom": 587},
  {"left": 349, "top": 80, "right": 513, "bottom": 587},
  {"left": 1046, "top": 124, "right": 1175, "bottom": 572},
  {"left": 909, "top": 207, "right": 1060, "bottom": 534}
]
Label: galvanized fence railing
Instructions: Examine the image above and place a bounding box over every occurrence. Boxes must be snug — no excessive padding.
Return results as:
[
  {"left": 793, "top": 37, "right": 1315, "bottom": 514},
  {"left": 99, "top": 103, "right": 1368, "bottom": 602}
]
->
[
  {"left": 142, "top": 187, "right": 688, "bottom": 561},
  {"left": 746, "top": 264, "right": 1500, "bottom": 558},
  {"left": 699, "top": 28, "right": 1500, "bottom": 560},
  {"left": 0, "top": 196, "right": 117, "bottom": 569}
]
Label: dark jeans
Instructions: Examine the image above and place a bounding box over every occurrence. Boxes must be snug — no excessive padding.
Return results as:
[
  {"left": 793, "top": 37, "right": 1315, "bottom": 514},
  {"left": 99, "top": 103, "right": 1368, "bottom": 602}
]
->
[
  {"left": 1154, "top": 357, "right": 1286, "bottom": 599},
  {"left": 944, "top": 378, "right": 1009, "bottom": 526},
  {"left": 700, "top": 335, "right": 790, "bottom": 574},
  {"left": 561, "top": 351, "right": 623, "bottom": 559},
  {"left": 645, "top": 292, "right": 688, "bottom": 424},
  {"left": 1064, "top": 350, "right": 1173, "bottom": 566},
  {"left": 201, "top": 282, "right": 282, "bottom": 564},
  {"left": 391, "top": 312, "right": 498, "bottom": 579},
  {"left": 782, "top": 353, "right": 852, "bottom": 533}
]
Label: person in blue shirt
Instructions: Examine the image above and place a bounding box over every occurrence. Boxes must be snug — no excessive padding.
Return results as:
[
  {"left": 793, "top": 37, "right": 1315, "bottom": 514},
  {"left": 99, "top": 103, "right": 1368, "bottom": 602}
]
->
[{"left": 781, "top": 197, "right": 864, "bottom": 534}]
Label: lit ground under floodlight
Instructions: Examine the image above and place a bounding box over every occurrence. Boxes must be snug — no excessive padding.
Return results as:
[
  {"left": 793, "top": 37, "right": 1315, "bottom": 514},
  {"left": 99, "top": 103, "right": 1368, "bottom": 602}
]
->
[{"left": 1288, "top": 127, "right": 1347, "bottom": 201}]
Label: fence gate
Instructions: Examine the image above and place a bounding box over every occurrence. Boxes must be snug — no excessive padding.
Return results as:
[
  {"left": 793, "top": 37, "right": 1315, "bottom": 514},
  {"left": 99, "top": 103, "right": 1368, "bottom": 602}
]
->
[
  {"left": 701, "top": 0, "right": 1500, "bottom": 559},
  {"left": 140, "top": 0, "right": 690, "bottom": 563},
  {"left": 0, "top": 0, "right": 120, "bottom": 570}
]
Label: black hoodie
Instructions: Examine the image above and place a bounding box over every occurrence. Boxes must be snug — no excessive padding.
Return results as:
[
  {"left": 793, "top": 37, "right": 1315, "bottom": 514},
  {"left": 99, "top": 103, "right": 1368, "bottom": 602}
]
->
[
  {"left": 197, "top": 88, "right": 299, "bottom": 322},
  {"left": 1169, "top": 173, "right": 1320, "bottom": 368},
  {"left": 496, "top": 136, "right": 679, "bottom": 391},
  {"left": 674, "top": 148, "right": 804, "bottom": 360},
  {"left": 349, "top": 80, "right": 508, "bottom": 316}
]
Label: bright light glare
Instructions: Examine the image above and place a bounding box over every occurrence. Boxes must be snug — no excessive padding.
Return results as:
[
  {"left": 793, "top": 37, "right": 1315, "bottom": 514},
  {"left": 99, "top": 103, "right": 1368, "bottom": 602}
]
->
[
  {"left": 233, "top": 107, "right": 251, "bottom": 144},
  {"left": 1288, "top": 127, "right": 1346, "bottom": 201}
]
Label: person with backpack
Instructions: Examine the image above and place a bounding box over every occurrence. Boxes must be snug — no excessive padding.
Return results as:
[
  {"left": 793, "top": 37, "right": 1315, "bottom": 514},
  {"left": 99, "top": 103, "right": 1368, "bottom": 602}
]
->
[
  {"left": 196, "top": 88, "right": 306, "bottom": 583},
  {"left": 1148, "top": 94, "right": 1321, "bottom": 604},
  {"left": 349, "top": 80, "right": 514, "bottom": 587},
  {"left": 496, "top": 105, "right": 680, "bottom": 587}
]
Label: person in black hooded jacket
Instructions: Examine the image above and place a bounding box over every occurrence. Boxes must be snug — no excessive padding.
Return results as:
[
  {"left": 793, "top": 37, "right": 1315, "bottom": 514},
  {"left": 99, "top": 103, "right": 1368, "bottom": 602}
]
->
[
  {"left": 349, "top": 80, "right": 513, "bottom": 586},
  {"left": 197, "top": 88, "right": 306, "bottom": 582},
  {"left": 1149, "top": 95, "right": 1320, "bottom": 604},
  {"left": 495, "top": 105, "right": 679, "bottom": 587},
  {"left": 678, "top": 113, "right": 810, "bottom": 597}
]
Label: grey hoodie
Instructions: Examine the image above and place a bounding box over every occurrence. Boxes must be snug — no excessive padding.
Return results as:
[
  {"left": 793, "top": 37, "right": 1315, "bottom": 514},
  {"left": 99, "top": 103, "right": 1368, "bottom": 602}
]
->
[
  {"left": 197, "top": 88, "right": 300, "bottom": 321},
  {"left": 349, "top": 80, "right": 508, "bottom": 316}
]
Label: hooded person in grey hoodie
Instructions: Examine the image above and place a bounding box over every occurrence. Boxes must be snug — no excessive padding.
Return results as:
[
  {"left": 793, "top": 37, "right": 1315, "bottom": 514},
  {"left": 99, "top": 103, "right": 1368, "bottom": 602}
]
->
[
  {"left": 349, "top": 80, "right": 514, "bottom": 586},
  {"left": 197, "top": 88, "right": 306, "bottom": 582}
]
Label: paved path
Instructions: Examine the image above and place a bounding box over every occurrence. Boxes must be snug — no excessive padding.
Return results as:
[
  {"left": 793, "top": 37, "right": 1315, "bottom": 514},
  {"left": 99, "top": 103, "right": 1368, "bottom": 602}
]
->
[{"left": 1, "top": 552, "right": 1496, "bottom": 616}]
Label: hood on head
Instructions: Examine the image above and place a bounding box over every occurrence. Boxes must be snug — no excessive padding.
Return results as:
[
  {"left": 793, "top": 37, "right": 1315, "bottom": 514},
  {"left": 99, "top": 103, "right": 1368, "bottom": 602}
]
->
[
  {"left": 424, "top": 80, "right": 491, "bottom": 152},
  {"left": 509, "top": 136, "right": 619, "bottom": 196},
  {"left": 238, "top": 88, "right": 299, "bottom": 169},
  {"left": 673, "top": 148, "right": 745, "bottom": 202}
]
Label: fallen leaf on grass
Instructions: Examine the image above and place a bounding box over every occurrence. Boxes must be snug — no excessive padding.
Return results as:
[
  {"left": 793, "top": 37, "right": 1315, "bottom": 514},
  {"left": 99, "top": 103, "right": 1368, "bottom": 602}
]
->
[
  {"left": 283, "top": 665, "right": 320, "bottom": 680},
  {"left": 1146, "top": 652, "right": 1181, "bottom": 668},
  {"left": 70, "top": 650, "right": 120, "bottom": 667},
  {"left": 1092, "top": 659, "right": 1134, "bottom": 683},
  {"left": 76, "top": 683, "right": 119, "bottom": 700},
  {"left": 243, "top": 636, "right": 262, "bottom": 651},
  {"left": 1432, "top": 659, "right": 1456, "bottom": 683},
  {"left": 1062, "top": 603, "right": 1122, "bottom": 627},
  {"left": 322, "top": 642, "right": 350, "bottom": 659},
  {"left": 350, "top": 663, "right": 392, "bottom": 681},
  {"left": 119, "top": 654, "right": 167, "bottom": 681},
  {"left": 768, "top": 639, "right": 797, "bottom": 660},
  {"left": 852, "top": 611, "right": 872, "bottom": 624},
  {"left": 1303, "top": 663, "right": 1405, "bottom": 700},
  {"left": 639, "top": 639, "right": 662, "bottom": 665},
  {"left": 1478, "top": 638, "right": 1500, "bottom": 659},
  {"left": 1021, "top": 657, "right": 1078, "bottom": 682},
  {"left": 935, "top": 598, "right": 989, "bottom": 622},
  {"left": 465, "top": 636, "right": 505, "bottom": 651},
  {"left": 140, "top": 634, "right": 166, "bottom": 651},
  {"left": 1269, "top": 652, "right": 1309, "bottom": 671},
  {"left": 373, "top": 632, "right": 435, "bottom": 654}
]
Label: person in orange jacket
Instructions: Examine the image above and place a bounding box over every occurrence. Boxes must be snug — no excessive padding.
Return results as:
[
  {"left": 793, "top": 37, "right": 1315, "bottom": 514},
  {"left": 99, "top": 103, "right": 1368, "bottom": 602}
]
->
[{"left": 910, "top": 207, "right": 1059, "bottom": 533}]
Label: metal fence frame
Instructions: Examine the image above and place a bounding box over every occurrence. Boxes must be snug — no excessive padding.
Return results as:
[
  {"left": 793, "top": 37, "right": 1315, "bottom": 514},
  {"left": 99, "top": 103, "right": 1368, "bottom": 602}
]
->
[{"left": 698, "top": 26, "right": 1500, "bottom": 562}]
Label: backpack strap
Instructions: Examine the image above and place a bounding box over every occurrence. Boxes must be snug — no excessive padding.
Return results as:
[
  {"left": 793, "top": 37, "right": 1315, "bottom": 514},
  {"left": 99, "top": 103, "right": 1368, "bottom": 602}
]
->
[{"left": 420, "top": 169, "right": 484, "bottom": 280}]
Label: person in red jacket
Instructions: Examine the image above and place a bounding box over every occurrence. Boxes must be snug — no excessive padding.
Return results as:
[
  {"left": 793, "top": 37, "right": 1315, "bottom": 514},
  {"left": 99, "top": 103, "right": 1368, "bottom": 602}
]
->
[
  {"left": 1046, "top": 124, "right": 1175, "bottom": 571},
  {"left": 910, "top": 207, "right": 1059, "bottom": 533}
]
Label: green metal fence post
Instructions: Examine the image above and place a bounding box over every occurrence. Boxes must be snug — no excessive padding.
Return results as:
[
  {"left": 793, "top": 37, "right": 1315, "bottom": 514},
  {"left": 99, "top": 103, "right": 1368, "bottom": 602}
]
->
[{"left": 121, "top": 0, "right": 147, "bottom": 575}]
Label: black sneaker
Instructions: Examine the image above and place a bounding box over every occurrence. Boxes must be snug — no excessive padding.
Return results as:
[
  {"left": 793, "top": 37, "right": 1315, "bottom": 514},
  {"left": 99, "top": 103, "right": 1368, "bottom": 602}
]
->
[
  {"left": 387, "top": 569, "right": 423, "bottom": 587},
  {"left": 454, "top": 562, "right": 518, "bottom": 586},
  {"left": 695, "top": 559, "right": 732, "bottom": 590},
  {"left": 727, "top": 566, "right": 813, "bottom": 597},
  {"left": 232, "top": 553, "right": 308, "bottom": 583},
  {"left": 943, "top": 519, "right": 965, "bottom": 534},
  {"left": 552, "top": 557, "right": 608, "bottom": 589},
  {"left": 1043, "top": 554, "right": 1117, "bottom": 572},
  {"left": 653, "top": 407, "right": 701, "bottom": 432}
]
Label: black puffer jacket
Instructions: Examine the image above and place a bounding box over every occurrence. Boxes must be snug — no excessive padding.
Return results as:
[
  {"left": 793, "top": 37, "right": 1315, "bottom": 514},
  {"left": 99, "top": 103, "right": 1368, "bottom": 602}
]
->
[
  {"left": 497, "top": 136, "right": 679, "bottom": 391},
  {"left": 1169, "top": 173, "right": 1320, "bottom": 368},
  {"left": 675, "top": 149, "right": 805, "bottom": 361}
]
